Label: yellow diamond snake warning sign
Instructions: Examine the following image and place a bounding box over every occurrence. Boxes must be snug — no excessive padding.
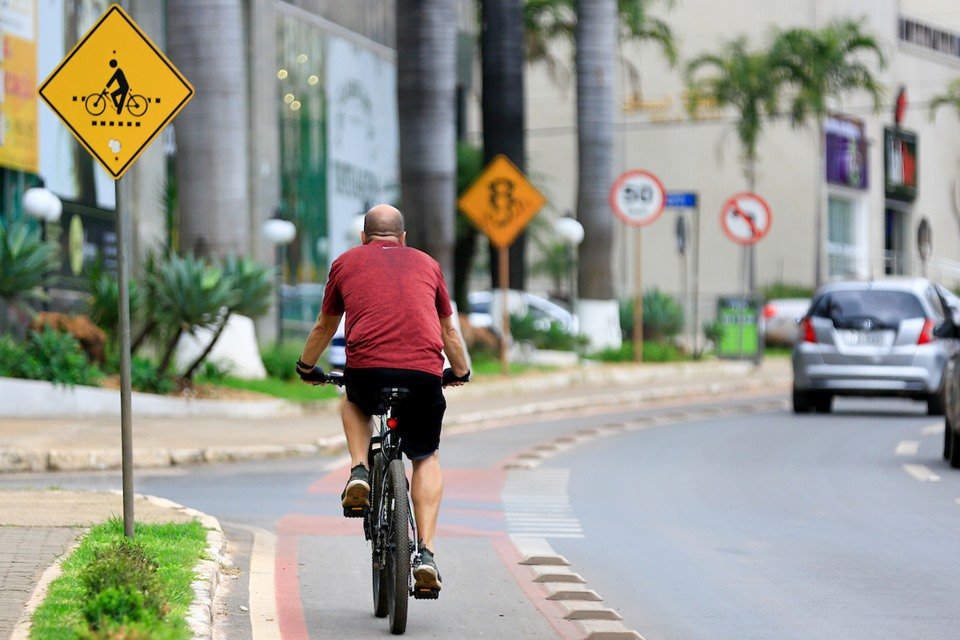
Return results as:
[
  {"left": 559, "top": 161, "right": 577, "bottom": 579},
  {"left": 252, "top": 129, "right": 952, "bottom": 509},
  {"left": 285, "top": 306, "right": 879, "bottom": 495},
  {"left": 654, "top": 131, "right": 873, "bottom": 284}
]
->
[
  {"left": 38, "top": 4, "right": 193, "bottom": 180},
  {"left": 458, "top": 155, "right": 547, "bottom": 248}
]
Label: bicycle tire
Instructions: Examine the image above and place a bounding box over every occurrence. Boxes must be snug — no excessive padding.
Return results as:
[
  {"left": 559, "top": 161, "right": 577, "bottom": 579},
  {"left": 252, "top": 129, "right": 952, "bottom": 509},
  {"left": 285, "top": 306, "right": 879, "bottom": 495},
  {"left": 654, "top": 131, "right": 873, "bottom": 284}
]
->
[
  {"left": 370, "top": 454, "right": 388, "bottom": 618},
  {"left": 126, "top": 93, "right": 148, "bottom": 117},
  {"left": 386, "top": 458, "right": 410, "bottom": 634},
  {"left": 84, "top": 93, "right": 106, "bottom": 116}
]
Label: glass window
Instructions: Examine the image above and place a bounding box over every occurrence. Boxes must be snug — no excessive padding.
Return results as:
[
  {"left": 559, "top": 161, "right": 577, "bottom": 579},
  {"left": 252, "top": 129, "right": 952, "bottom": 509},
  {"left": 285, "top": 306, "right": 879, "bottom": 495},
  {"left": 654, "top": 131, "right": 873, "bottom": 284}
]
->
[
  {"left": 828, "top": 196, "right": 860, "bottom": 278},
  {"left": 811, "top": 290, "right": 926, "bottom": 328}
]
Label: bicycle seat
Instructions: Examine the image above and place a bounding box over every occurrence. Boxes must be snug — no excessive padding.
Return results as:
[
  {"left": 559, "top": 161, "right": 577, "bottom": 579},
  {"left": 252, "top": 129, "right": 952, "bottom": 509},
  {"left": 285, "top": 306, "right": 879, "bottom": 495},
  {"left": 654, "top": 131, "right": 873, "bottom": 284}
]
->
[{"left": 379, "top": 387, "right": 410, "bottom": 406}]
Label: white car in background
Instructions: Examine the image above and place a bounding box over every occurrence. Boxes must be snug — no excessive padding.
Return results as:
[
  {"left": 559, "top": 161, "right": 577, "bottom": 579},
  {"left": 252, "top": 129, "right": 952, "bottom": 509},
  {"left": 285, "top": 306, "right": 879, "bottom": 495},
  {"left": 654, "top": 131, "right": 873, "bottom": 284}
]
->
[
  {"left": 468, "top": 290, "right": 578, "bottom": 334},
  {"left": 762, "top": 298, "right": 811, "bottom": 346}
]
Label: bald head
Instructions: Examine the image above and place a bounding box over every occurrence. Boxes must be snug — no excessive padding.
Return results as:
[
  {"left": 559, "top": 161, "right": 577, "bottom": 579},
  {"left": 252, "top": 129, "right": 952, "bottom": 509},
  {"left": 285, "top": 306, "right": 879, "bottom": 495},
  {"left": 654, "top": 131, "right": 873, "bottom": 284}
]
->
[{"left": 362, "top": 204, "right": 405, "bottom": 244}]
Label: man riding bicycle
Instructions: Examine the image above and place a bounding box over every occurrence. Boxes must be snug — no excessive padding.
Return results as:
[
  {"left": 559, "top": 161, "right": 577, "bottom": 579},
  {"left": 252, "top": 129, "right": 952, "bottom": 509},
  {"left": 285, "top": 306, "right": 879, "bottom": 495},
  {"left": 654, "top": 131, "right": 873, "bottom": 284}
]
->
[{"left": 296, "top": 204, "right": 470, "bottom": 594}]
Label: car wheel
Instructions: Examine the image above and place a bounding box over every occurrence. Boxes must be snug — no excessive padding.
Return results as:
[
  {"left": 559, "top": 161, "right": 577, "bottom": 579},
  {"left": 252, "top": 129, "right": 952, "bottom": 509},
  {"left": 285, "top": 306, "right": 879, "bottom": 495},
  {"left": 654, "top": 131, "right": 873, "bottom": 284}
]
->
[
  {"left": 792, "top": 388, "right": 814, "bottom": 414},
  {"left": 945, "top": 419, "right": 953, "bottom": 461},
  {"left": 927, "top": 392, "right": 946, "bottom": 416},
  {"left": 813, "top": 393, "right": 832, "bottom": 414}
]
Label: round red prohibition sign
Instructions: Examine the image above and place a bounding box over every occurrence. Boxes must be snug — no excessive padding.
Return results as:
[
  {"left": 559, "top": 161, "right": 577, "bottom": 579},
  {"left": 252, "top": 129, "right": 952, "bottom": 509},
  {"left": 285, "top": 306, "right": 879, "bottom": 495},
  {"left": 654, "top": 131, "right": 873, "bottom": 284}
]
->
[
  {"left": 609, "top": 169, "right": 666, "bottom": 227},
  {"left": 720, "top": 192, "right": 772, "bottom": 245}
]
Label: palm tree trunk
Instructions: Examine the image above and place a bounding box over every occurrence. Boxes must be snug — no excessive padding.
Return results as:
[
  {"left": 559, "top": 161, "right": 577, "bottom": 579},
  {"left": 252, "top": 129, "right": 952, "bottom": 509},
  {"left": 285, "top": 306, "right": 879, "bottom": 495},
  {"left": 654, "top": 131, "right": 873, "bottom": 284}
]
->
[
  {"left": 576, "top": 0, "right": 618, "bottom": 300},
  {"left": 397, "top": 0, "right": 458, "bottom": 287},
  {"left": 747, "top": 158, "right": 756, "bottom": 296},
  {"left": 159, "top": 327, "right": 184, "bottom": 375},
  {"left": 482, "top": 0, "right": 527, "bottom": 290},
  {"left": 182, "top": 313, "right": 231, "bottom": 380},
  {"left": 813, "top": 118, "right": 825, "bottom": 287}
]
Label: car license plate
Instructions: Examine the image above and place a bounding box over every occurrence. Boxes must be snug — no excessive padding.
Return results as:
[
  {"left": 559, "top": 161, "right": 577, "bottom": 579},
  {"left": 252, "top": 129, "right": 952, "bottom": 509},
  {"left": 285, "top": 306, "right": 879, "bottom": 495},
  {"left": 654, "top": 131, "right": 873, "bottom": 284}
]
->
[{"left": 841, "top": 330, "right": 886, "bottom": 347}]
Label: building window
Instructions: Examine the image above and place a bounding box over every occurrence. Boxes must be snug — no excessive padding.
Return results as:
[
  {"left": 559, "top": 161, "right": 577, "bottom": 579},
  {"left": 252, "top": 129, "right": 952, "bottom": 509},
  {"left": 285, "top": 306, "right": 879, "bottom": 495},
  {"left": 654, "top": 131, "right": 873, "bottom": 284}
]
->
[{"left": 828, "top": 196, "right": 862, "bottom": 278}]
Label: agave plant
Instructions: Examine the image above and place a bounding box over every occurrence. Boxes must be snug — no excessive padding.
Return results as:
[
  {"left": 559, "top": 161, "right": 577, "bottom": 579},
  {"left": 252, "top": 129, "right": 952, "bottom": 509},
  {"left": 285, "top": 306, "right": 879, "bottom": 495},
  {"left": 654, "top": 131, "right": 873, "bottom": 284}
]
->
[
  {"left": 149, "top": 253, "right": 239, "bottom": 373},
  {"left": 85, "top": 261, "right": 140, "bottom": 346},
  {"left": 0, "top": 220, "right": 60, "bottom": 330},
  {"left": 181, "top": 255, "right": 273, "bottom": 380}
]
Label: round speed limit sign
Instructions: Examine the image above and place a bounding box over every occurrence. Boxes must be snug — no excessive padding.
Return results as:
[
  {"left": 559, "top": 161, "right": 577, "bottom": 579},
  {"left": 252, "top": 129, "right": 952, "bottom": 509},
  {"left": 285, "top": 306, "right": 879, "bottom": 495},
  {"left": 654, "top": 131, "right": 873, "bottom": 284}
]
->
[{"left": 609, "top": 169, "right": 666, "bottom": 227}]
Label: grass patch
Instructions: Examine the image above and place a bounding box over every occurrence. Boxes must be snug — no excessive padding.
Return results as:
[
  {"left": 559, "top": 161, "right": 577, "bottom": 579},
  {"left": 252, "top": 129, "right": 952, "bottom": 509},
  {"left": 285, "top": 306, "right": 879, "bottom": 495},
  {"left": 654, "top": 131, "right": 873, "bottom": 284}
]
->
[
  {"left": 587, "top": 341, "right": 689, "bottom": 363},
  {"left": 202, "top": 375, "right": 341, "bottom": 403},
  {"left": 30, "top": 518, "right": 207, "bottom": 640}
]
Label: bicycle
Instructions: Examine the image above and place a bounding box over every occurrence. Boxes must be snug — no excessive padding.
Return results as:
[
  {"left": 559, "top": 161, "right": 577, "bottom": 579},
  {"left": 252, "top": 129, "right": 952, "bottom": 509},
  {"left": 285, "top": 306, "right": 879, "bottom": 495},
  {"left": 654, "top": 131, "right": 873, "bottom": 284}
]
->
[
  {"left": 84, "top": 89, "right": 148, "bottom": 117},
  {"left": 326, "top": 371, "right": 438, "bottom": 635}
]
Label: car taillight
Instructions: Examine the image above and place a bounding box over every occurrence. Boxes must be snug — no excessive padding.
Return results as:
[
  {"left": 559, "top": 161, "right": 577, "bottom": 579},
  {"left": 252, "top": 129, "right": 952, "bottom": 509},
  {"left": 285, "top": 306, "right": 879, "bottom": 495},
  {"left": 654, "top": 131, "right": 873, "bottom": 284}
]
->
[
  {"left": 762, "top": 304, "right": 776, "bottom": 319},
  {"left": 918, "top": 319, "right": 935, "bottom": 345},
  {"left": 801, "top": 317, "right": 817, "bottom": 343}
]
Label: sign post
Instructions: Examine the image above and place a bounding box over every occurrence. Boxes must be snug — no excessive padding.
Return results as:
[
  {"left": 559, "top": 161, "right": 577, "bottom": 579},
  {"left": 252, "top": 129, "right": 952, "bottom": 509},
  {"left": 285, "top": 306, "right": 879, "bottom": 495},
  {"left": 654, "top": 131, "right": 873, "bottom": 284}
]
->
[
  {"left": 458, "top": 155, "right": 546, "bottom": 374},
  {"left": 667, "top": 192, "right": 699, "bottom": 355},
  {"left": 610, "top": 169, "right": 666, "bottom": 362},
  {"left": 39, "top": 4, "right": 194, "bottom": 537}
]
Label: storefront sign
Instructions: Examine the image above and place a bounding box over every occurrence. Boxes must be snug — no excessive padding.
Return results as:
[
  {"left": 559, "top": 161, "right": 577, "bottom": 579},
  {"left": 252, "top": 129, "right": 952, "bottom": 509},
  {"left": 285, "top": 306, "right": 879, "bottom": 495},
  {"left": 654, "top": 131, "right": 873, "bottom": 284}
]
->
[
  {"left": 885, "top": 127, "right": 918, "bottom": 202},
  {"left": 825, "top": 115, "right": 867, "bottom": 190}
]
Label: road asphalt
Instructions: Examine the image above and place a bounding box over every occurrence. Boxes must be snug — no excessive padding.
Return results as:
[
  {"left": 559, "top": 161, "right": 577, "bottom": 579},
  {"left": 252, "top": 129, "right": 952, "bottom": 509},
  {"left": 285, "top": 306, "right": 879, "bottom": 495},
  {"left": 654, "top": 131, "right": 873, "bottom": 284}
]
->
[{"left": 0, "top": 357, "right": 790, "bottom": 639}]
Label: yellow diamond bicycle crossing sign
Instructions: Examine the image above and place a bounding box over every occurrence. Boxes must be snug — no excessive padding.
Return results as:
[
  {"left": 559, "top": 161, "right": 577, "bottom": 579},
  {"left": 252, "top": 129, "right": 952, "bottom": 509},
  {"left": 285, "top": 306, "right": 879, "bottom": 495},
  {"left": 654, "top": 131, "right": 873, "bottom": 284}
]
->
[
  {"left": 39, "top": 4, "right": 193, "bottom": 180},
  {"left": 458, "top": 155, "right": 547, "bottom": 248}
]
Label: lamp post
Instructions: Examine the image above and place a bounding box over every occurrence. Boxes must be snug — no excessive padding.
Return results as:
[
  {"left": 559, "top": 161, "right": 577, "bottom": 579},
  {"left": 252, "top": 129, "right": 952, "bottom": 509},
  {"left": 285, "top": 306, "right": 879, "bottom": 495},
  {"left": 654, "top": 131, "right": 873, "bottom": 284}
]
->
[
  {"left": 262, "top": 217, "right": 296, "bottom": 345},
  {"left": 554, "top": 216, "right": 584, "bottom": 329},
  {"left": 23, "top": 187, "right": 63, "bottom": 311}
]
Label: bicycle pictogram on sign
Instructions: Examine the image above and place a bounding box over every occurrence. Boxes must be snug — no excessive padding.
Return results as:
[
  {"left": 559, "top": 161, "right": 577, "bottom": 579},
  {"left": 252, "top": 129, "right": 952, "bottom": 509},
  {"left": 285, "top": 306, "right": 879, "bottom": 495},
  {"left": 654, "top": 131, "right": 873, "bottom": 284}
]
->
[{"left": 458, "top": 155, "right": 547, "bottom": 248}]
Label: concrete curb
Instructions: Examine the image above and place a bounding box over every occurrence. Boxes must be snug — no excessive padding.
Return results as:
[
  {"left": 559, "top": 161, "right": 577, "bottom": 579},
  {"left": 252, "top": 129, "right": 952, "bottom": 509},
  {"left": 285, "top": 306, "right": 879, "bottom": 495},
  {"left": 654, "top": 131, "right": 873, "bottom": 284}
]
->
[{"left": 0, "top": 374, "right": 791, "bottom": 474}]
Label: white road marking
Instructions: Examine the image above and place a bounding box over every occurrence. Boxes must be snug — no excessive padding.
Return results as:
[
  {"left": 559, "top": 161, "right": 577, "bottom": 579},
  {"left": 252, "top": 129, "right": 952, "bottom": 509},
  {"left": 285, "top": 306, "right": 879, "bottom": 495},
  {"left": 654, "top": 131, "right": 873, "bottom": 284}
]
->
[
  {"left": 235, "top": 524, "right": 281, "bottom": 640},
  {"left": 503, "top": 468, "right": 585, "bottom": 539},
  {"left": 921, "top": 422, "right": 945, "bottom": 436},
  {"left": 902, "top": 464, "right": 941, "bottom": 483},
  {"left": 895, "top": 440, "right": 920, "bottom": 456}
]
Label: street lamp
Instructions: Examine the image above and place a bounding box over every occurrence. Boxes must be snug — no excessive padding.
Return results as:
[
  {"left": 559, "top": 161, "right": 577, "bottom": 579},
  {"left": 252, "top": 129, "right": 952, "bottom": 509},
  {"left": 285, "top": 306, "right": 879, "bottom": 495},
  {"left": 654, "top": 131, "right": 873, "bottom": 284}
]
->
[
  {"left": 262, "top": 217, "right": 296, "bottom": 344},
  {"left": 554, "top": 216, "right": 584, "bottom": 329},
  {"left": 23, "top": 187, "right": 63, "bottom": 224}
]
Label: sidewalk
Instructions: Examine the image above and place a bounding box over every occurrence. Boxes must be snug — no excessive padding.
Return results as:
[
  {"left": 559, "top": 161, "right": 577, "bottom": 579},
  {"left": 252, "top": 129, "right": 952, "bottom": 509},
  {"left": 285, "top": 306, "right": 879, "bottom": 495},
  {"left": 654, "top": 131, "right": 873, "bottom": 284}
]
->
[{"left": 0, "top": 357, "right": 792, "bottom": 639}]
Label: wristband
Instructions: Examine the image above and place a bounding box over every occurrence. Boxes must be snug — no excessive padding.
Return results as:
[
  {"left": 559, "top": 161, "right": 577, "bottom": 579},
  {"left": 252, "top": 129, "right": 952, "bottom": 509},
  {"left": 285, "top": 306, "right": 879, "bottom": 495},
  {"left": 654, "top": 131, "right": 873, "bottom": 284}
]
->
[{"left": 296, "top": 359, "right": 313, "bottom": 370}]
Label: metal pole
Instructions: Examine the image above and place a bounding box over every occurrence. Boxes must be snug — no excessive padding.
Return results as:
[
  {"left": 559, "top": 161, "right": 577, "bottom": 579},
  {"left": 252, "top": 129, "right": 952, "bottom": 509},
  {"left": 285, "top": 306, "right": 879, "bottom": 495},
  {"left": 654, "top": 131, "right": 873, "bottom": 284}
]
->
[
  {"left": 116, "top": 179, "right": 135, "bottom": 538},
  {"left": 633, "top": 226, "right": 643, "bottom": 362},
  {"left": 692, "top": 200, "right": 701, "bottom": 357},
  {"left": 499, "top": 246, "right": 511, "bottom": 375},
  {"left": 275, "top": 244, "right": 283, "bottom": 345}
]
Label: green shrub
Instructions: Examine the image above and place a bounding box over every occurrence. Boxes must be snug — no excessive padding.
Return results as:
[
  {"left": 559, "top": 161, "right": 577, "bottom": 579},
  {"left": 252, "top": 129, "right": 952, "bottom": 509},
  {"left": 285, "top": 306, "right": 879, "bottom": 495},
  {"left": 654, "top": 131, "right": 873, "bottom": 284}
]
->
[
  {"left": 260, "top": 342, "right": 303, "bottom": 381},
  {"left": 761, "top": 281, "right": 814, "bottom": 300},
  {"left": 131, "top": 357, "right": 174, "bottom": 395},
  {"left": 509, "top": 313, "right": 588, "bottom": 351},
  {"left": 1, "top": 328, "right": 103, "bottom": 385},
  {"left": 198, "top": 359, "right": 231, "bottom": 382},
  {"left": 79, "top": 539, "right": 166, "bottom": 628},
  {"left": 587, "top": 341, "right": 685, "bottom": 363},
  {"left": 620, "top": 290, "right": 685, "bottom": 342},
  {"left": 702, "top": 320, "right": 725, "bottom": 347}
]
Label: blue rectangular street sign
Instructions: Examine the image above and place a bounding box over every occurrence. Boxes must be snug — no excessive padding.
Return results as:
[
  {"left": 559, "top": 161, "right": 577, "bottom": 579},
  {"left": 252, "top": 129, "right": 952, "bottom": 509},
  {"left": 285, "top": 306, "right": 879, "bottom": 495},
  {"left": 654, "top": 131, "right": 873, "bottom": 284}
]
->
[{"left": 666, "top": 192, "right": 698, "bottom": 208}]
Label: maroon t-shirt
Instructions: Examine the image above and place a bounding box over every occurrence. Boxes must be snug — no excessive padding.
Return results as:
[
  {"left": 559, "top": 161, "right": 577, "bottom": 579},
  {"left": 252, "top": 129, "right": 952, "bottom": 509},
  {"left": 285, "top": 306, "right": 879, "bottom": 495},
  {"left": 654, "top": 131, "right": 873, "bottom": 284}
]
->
[{"left": 321, "top": 240, "right": 454, "bottom": 376}]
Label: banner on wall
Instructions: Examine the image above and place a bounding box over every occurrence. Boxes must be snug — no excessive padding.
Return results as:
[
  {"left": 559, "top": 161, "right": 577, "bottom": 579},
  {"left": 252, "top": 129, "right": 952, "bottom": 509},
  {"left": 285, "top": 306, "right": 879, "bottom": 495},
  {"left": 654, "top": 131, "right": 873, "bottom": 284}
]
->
[
  {"left": 325, "top": 34, "right": 398, "bottom": 263},
  {"left": 824, "top": 114, "right": 867, "bottom": 190},
  {"left": 0, "top": 0, "right": 38, "bottom": 173},
  {"left": 884, "top": 127, "right": 918, "bottom": 203}
]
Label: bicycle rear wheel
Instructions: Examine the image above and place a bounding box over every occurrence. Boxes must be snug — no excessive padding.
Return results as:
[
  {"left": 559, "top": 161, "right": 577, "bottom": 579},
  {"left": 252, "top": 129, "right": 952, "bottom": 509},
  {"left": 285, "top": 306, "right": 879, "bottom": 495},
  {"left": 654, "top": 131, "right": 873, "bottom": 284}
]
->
[
  {"left": 386, "top": 458, "right": 410, "bottom": 634},
  {"left": 370, "top": 455, "right": 388, "bottom": 618}
]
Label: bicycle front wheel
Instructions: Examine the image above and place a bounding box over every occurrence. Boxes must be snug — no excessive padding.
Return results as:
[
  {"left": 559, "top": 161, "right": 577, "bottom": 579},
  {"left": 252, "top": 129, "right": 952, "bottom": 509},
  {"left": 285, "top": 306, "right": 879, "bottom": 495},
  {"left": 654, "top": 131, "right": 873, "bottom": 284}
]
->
[
  {"left": 386, "top": 458, "right": 410, "bottom": 634},
  {"left": 84, "top": 93, "right": 106, "bottom": 116},
  {"left": 370, "top": 455, "right": 388, "bottom": 618}
]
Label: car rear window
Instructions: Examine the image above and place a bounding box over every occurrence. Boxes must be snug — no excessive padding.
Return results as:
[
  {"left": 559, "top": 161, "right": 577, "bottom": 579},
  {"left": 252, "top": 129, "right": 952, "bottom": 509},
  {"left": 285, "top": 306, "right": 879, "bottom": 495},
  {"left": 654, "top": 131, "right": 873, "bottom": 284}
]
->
[{"left": 810, "top": 290, "right": 926, "bottom": 328}]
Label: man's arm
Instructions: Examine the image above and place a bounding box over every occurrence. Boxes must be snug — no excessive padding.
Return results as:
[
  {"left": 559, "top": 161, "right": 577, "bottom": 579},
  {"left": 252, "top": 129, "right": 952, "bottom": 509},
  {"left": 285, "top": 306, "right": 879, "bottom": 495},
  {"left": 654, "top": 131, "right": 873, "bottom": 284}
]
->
[
  {"left": 299, "top": 311, "right": 343, "bottom": 369},
  {"left": 439, "top": 315, "right": 470, "bottom": 379}
]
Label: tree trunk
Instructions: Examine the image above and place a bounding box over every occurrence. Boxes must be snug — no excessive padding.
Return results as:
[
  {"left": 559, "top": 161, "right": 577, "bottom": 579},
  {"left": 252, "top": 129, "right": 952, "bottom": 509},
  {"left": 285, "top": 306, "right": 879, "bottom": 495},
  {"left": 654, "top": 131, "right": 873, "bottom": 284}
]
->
[
  {"left": 166, "top": 0, "right": 250, "bottom": 259},
  {"left": 397, "top": 0, "right": 458, "bottom": 287},
  {"left": 159, "top": 327, "right": 183, "bottom": 374},
  {"left": 575, "top": 0, "right": 618, "bottom": 300},
  {"left": 482, "top": 0, "right": 527, "bottom": 291},
  {"left": 131, "top": 317, "right": 157, "bottom": 354},
  {"left": 813, "top": 118, "right": 825, "bottom": 287},
  {"left": 182, "top": 313, "right": 231, "bottom": 380}
]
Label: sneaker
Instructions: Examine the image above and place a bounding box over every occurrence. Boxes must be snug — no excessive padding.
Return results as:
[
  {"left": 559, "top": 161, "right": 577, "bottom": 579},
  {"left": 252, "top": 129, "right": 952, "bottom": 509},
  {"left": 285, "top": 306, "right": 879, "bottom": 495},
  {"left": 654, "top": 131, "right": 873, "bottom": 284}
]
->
[
  {"left": 341, "top": 464, "right": 370, "bottom": 511},
  {"left": 413, "top": 545, "right": 442, "bottom": 591}
]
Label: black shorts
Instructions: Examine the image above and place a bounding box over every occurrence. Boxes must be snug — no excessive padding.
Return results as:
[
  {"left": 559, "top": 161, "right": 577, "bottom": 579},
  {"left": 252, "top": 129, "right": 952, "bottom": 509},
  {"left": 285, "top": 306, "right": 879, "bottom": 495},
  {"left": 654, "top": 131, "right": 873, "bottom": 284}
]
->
[{"left": 343, "top": 367, "right": 446, "bottom": 461}]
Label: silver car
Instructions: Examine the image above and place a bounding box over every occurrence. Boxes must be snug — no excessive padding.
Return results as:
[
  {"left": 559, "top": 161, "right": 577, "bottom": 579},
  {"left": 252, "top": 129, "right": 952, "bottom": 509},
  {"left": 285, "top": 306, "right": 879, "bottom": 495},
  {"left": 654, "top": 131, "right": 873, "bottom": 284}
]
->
[{"left": 792, "top": 278, "right": 960, "bottom": 414}]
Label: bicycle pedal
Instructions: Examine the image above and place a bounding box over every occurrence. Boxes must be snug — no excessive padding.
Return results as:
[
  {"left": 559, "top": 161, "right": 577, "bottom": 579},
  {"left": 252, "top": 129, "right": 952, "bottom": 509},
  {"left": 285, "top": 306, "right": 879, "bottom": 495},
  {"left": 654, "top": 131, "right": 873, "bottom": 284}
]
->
[
  {"left": 343, "top": 506, "right": 367, "bottom": 518},
  {"left": 413, "top": 588, "right": 440, "bottom": 600}
]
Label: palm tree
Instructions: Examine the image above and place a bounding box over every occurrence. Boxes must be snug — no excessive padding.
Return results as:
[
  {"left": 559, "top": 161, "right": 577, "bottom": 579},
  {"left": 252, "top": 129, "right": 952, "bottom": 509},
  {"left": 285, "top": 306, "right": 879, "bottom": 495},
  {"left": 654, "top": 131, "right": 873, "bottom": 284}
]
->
[
  {"left": 397, "top": 0, "right": 458, "bottom": 287},
  {"left": 0, "top": 220, "right": 59, "bottom": 332},
  {"left": 685, "top": 37, "right": 780, "bottom": 294},
  {"left": 575, "top": 0, "right": 618, "bottom": 301},
  {"left": 771, "top": 19, "right": 886, "bottom": 286},
  {"left": 182, "top": 256, "right": 272, "bottom": 380},
  {"left": 930, "top": 78, "right": 960, "bottom": 120}
]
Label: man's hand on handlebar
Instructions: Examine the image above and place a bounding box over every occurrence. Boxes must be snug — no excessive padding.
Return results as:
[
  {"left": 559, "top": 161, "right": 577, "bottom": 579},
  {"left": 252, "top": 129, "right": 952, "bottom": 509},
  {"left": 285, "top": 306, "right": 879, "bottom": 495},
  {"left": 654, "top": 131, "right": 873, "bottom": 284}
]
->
[
  {"left": 442, "top": 368, "right": 470, "bottom": 387},
  {"left": 296, "top": 359, "right": 327, "bottom": 385}
]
